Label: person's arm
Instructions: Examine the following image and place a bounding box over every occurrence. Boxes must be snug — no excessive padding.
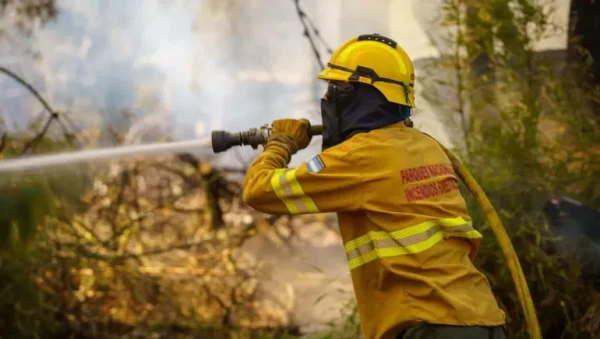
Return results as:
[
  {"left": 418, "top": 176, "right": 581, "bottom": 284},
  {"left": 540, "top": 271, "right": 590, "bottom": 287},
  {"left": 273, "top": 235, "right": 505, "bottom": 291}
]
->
[{"left": 243, "top": 120, "right": 370, "bottom": 215}]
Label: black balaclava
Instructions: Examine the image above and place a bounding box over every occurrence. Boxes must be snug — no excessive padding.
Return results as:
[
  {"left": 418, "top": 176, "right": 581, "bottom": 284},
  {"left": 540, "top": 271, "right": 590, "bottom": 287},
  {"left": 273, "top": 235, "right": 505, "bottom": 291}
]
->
[{"left": 320, "top": 82, "right": 411, "bottom": 150}]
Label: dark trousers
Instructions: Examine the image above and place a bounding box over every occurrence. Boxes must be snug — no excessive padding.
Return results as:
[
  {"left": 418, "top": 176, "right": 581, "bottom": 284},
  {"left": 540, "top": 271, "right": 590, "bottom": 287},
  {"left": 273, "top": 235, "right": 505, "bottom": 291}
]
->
[{"left": 396, "top": 323, "right": 507, "bottom": 339}]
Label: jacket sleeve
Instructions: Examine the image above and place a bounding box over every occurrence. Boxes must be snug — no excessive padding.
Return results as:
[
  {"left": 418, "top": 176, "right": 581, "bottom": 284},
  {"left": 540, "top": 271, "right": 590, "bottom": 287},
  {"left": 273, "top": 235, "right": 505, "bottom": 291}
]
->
[{"left": 243, "top": 142, "right": 369, "bottom": 215}]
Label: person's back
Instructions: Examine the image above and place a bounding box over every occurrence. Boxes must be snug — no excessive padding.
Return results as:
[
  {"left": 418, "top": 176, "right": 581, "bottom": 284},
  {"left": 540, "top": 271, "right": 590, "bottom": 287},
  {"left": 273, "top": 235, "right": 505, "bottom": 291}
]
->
[
  {"left": 242, "top": 33, "right": 507, "bottom": 339},
  {"left": 332, "top": 124, "right": 505, "bottom": 338}
]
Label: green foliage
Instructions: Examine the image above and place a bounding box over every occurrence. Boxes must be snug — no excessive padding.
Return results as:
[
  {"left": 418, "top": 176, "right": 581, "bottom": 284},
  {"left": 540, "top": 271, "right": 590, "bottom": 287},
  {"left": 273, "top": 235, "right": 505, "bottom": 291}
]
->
[
  {"left": 309, "top": 300, "right": 362, "bottom": 339},
  {"left": 0, "top": 161, "right": 92, "bottom": 256},
  {"left": 0, "top": 179, "right": 54, "bottom": 254},
  {"left": 0, "top": 144, "right": 93, "bottom": 337},
  {"left": 422, "top": 0, "right": 600, "bottom": 338},
  {"left": 319, "top": 1, "right": 600, "bottom": 337},
  {"left": 0, "top": 254, "right": 66, "bottom": 339},
  {"left": 0, "top": 0, "right": 57, "bottom": 34}
]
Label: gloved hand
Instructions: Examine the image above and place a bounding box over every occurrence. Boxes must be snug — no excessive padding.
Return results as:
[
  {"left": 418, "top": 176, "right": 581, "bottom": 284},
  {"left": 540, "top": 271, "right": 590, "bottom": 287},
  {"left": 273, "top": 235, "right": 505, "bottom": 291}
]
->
[{"left": 265, "top": 119, "right": 312, "bottom": 156}]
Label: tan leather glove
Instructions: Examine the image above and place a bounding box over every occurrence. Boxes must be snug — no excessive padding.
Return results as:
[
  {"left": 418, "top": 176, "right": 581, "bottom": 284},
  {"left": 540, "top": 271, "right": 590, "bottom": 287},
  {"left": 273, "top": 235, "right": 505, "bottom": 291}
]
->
[{"left": 265, "top": 119, "right": 312, "bottom": 158}]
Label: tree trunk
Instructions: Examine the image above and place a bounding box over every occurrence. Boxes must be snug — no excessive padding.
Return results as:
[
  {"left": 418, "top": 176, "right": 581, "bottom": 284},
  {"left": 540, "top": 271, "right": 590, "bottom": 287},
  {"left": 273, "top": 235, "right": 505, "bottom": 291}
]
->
[
  {"left": 567, "top": 0, "right": 600, "bottom": 116},
  {"left": 178, "top": 153, "right": 225, "bottom": 229}
]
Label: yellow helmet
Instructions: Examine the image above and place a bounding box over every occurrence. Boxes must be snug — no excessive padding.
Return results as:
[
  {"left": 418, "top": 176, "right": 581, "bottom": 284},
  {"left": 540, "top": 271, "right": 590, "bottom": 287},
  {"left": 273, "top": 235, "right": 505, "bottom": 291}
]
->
[{"left": 317, "top": 34, "right": 416, "bottom": 108}]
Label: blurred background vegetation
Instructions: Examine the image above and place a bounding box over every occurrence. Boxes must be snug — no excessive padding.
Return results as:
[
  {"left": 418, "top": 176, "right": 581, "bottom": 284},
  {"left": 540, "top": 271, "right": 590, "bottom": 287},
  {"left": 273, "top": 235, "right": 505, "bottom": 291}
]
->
[{"left": 1, "top": 0, "right": 599, "bottom": 338}]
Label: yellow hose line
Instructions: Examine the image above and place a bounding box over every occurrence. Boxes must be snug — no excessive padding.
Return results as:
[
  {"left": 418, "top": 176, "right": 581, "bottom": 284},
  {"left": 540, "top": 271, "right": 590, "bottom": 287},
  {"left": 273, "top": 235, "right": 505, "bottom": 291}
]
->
[{"left": 437, "top": 142, "right": 542, "bottom": 339}]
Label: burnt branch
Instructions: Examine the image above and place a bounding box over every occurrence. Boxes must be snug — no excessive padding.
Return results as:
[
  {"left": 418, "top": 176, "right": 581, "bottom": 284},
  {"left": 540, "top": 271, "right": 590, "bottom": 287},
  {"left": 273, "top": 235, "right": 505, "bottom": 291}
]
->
[
  {"left": 150, "top": 163, "right": 200, "bottom": 187},
  {"left": 21, "top": 113, "right": 55, "bottom": 153},
  {"left": 0, "top": 66, "right": 78, "bottom": 152},
  {"left": 0, "top": 132, "right": 7, "bottom": 153},
  {"left": 292, "top": 0, "right": 325, "bottom": 69},
  {"left": 109, "top": 171, "right": 130, "bottom": 238},
  {"left": 300, "top": 6, "right": 333, "bottom": 54},
  {"left": 55, "top": 115, "right": 80, "bottom": 147},
  {"left": 0, "top": 66, "right": 55, "bottom": 115}
]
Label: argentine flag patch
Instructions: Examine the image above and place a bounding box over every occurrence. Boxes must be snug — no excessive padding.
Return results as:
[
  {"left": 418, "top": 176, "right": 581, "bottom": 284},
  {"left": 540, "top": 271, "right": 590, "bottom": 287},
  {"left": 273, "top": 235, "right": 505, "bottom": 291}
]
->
[{"left": 307, "top": 155, "right": 326, "bottom": 174}]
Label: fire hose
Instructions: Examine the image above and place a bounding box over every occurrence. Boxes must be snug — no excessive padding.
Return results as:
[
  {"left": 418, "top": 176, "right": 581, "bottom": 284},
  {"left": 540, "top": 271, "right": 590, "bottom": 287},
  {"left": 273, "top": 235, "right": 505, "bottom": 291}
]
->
[{"left": 212, "top": 124, "right": 542, "bottom": 339}]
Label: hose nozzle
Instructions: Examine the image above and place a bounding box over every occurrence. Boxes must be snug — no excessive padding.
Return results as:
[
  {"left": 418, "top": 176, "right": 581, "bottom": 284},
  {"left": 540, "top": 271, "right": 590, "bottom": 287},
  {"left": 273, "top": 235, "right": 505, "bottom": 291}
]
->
[{"left": 211, "top": 124, "right": 323, "bottom": 153}]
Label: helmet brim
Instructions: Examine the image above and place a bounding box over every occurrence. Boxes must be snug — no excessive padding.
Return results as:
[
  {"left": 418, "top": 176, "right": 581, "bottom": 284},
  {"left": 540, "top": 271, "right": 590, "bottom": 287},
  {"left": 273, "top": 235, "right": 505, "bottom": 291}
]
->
[
  {"left": 317, "top": 66, "right": 416, "bottom": 108},
  {"left": 317, "top": 66, "right": 350, "bottom": 82}
]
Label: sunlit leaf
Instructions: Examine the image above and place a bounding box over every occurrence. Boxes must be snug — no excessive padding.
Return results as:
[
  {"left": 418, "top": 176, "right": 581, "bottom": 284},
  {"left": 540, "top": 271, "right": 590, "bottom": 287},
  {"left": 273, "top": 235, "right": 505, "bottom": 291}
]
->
[{"left": 477, "top": 7, "right": 492, "bottom": 23}]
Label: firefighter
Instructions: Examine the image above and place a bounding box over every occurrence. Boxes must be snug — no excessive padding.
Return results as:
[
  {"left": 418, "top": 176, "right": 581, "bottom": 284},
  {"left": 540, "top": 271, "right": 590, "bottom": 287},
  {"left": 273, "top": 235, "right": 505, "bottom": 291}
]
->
[{"left": 243, "top": 34, "right": 507, "bottom": 339}]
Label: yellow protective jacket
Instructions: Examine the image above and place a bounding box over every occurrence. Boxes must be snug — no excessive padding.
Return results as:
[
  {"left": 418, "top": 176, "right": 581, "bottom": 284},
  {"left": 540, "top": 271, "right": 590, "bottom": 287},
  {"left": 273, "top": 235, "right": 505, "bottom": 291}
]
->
[{"left": 243, "top": 121, "right": 506, "bottom": 339}]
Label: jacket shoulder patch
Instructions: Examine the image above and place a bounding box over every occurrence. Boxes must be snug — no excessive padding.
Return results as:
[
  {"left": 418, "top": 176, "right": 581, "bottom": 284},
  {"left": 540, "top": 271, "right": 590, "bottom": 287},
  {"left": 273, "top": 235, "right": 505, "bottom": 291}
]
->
[{"left": 307, "top": 155, "right": 326, "bottom": 173}]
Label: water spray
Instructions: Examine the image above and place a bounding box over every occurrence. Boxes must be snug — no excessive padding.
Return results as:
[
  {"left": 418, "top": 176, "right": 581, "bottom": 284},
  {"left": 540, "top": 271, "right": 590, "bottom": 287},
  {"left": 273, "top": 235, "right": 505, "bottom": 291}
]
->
[
  {"left": 0, "top": 138, "right": 212, "bottom": 173},
  {"left": 0, "top": 124, "right": 323, "bottom": 173}
]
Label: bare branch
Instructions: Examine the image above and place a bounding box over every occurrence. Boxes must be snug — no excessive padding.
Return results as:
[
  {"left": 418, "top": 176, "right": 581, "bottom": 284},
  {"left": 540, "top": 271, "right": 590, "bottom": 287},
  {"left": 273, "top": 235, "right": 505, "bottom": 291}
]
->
[
  {"left": 60, "top": 112, "right": 83, "bottom": 136},
  {"left": 150, "top": 162, "right": 200, "bottom": 187},
  {"left": 55, "top": 115, "right": 80, "bottom": 147},
  {"left": 0, "top": 66, "right": 56, "bottom": 116},
  {"left": 300, "top": 5, "right": 333, "bottom": 54},
  {"left": 21, "top": 114, "right": 55, "bottom": 153},
  {"left": 171, "top": 207, "right": 204, "bottom": 214},
  {"left": 0, "top": 132, "right": 7, "bottom": 153},
  {"left": 109, "top": 171, "right": 129, "bottom": 236},
  {"left": 292, "top": 0, "right": 325, "bottom": 68},
  {"left": 0, "top": 66, "right": 80, "bottom": 152}
]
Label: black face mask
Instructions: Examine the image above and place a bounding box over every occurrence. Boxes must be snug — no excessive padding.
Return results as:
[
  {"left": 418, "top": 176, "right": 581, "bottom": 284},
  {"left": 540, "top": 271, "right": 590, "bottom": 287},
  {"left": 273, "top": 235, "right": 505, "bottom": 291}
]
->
[
  {"left": 320, "top": 82, "right": 411, "bottom": 151},
  {"left": 320, "top": 82, "right": 354, "bottom": 150}
]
